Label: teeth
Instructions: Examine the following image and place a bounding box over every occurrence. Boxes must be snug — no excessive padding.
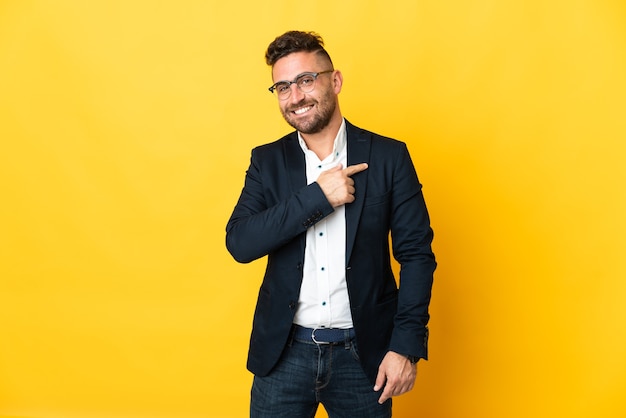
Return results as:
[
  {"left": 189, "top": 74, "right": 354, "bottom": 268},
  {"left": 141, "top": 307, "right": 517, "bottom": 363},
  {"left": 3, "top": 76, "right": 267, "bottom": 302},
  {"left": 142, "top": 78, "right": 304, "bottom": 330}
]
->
[{"left": 294, "top": 106, "right": 311, "bottom": 115}]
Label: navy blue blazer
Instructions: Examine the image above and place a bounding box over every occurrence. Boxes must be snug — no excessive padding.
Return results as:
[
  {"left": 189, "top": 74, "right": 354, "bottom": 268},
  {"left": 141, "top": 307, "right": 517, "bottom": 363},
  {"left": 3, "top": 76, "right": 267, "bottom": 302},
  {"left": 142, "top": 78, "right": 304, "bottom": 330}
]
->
[{"left": 226, "top": 120, "right": 436, "bottom": 384}]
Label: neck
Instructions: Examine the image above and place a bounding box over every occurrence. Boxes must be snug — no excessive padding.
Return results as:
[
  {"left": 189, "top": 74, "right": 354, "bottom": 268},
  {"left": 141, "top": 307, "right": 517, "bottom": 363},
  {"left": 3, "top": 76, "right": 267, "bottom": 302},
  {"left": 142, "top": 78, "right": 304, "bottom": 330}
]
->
[{"left": 300, "top": 113, "right": 343, "bottom": 160}]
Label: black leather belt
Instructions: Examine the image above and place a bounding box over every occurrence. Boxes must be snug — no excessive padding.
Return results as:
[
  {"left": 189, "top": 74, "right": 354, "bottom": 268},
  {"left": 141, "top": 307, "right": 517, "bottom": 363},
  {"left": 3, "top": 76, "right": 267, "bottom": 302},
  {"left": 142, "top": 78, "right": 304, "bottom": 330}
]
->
[{"left": 293, "top": 325, "right": 355, "bottom": 344}]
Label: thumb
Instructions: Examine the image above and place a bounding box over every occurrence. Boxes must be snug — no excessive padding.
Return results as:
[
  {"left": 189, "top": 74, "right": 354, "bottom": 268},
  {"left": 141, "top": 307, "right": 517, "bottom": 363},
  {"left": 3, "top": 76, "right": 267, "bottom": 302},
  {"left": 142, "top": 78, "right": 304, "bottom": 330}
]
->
[
  {"left": 320, "top": 163, "right": 343, "bottom": 175},
  {"left": 373, "top": 367, "right": 387, "bottom": 392},
  {"left": 328, "top": 163, "right": 343, "bottom": 172}
]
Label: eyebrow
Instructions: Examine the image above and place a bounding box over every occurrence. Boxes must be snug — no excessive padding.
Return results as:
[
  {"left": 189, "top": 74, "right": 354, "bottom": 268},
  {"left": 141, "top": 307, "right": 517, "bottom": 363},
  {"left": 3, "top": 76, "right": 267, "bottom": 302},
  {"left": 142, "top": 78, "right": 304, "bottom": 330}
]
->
[{"left": 273, "top": 72, "right": 317, "bottom": 84}]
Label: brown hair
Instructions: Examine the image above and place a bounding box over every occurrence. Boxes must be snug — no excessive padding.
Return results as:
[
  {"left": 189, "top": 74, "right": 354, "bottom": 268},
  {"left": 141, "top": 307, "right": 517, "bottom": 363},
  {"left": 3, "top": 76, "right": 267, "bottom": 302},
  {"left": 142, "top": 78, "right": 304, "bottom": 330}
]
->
[{"left": 265, "top": 30, "right": 334, "bottom": 67}]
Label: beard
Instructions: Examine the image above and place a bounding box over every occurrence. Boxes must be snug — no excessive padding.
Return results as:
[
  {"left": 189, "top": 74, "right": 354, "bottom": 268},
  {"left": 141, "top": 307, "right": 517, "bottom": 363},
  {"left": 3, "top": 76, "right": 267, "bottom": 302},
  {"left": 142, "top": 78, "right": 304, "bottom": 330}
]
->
[{"left": 280, "top": 89, "right": 337, "bottom": 134}]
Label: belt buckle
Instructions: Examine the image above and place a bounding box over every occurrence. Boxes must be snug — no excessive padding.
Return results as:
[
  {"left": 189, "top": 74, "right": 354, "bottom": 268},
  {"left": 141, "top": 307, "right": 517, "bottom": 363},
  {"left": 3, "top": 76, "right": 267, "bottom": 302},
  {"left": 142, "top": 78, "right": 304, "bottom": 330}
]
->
[{"left": 311, "top": 328, "right": 330, "bottom": 345}]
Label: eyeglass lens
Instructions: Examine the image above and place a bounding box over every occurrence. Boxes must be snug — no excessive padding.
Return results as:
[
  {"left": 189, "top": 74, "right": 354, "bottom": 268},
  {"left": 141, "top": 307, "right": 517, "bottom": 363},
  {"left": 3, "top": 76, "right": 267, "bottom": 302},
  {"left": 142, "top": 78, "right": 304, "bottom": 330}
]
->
[{"left": 275, "top": 74, "right": 317, "bottom": 98}]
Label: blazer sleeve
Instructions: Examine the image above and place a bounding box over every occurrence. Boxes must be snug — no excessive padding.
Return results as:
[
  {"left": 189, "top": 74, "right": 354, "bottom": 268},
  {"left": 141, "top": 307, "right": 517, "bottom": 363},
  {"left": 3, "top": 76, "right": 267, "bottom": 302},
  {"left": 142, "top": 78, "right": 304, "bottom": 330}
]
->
[
  {"left": 387, "top": 143, "right": 436, "bottom": 360},
  {"left": 226, "top": 145, "right": 334, "bottom": 263}
]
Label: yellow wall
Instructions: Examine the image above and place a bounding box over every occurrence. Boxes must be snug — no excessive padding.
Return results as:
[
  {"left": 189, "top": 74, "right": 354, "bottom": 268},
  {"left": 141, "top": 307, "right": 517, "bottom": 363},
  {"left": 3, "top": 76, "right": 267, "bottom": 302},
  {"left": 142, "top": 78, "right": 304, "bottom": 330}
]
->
[{"left": 1, "top": 1, "right": 625, "bottom": 417}]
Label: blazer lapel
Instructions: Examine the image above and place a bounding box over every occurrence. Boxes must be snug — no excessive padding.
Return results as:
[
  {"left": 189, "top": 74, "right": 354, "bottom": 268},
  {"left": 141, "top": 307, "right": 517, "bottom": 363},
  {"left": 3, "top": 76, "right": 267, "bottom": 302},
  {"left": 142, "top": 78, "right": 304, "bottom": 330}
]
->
[
  {"left": 345, "top": 121, "right": 371, "bottom": 263},
  {"left": 284, "top": 131, "right": 307, "bottom": 191}
]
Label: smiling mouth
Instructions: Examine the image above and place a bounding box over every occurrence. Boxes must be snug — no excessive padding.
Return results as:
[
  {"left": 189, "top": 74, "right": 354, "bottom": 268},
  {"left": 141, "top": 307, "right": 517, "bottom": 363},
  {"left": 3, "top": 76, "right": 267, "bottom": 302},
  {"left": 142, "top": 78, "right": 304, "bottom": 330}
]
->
[{"left": 292, "top": 105, "right": 312, "bottom": 115}]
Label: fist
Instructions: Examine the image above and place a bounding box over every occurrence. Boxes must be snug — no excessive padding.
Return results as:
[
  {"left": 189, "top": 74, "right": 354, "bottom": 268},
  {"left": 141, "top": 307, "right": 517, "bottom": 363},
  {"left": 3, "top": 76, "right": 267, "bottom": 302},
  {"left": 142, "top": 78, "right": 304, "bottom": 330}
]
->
[{"left": 316, "top": 163, "right": 368, "bottom": 208}]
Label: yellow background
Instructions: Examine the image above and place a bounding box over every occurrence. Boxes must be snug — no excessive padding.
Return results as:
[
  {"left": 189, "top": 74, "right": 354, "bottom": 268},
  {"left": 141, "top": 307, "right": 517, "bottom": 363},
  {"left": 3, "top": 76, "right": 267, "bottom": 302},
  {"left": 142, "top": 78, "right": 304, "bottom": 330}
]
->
[{"left": 1, "top": 1, "right": 625, "bottom": 417}]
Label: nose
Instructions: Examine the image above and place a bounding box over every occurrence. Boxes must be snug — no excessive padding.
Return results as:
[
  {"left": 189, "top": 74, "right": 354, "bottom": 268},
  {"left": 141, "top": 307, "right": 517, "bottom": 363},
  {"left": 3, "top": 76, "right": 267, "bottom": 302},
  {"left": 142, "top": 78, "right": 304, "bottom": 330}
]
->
[{"left": 288, "top": 83, "right": 305, "bottom": 103}]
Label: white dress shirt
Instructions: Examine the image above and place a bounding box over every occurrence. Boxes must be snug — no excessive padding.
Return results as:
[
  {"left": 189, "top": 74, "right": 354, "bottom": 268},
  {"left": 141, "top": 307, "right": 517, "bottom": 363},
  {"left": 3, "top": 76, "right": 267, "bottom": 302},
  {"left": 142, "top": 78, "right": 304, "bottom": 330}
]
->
[{"left": 292, "top": 119, "right": 353, "bottom": 329}]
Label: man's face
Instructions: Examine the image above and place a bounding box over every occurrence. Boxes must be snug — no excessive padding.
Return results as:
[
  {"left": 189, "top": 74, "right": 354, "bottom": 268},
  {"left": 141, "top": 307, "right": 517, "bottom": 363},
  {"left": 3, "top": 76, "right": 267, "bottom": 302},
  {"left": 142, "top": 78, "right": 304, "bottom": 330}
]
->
[{"left": 271, "top": 51, "right": 340, "bottom": 134}]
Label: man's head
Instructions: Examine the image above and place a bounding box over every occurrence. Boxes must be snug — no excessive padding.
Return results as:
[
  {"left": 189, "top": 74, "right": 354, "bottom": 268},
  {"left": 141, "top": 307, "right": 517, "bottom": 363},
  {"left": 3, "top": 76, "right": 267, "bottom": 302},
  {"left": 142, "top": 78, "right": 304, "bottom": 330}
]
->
[{"left": 266, "top": 31, "right": 342, "bottom": 135}]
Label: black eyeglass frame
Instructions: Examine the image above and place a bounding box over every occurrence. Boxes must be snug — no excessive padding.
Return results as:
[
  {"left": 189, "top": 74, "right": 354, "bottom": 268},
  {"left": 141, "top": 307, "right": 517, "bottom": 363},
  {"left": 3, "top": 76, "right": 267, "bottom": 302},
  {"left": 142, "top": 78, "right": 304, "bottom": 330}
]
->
[{"left": 268, "top": 70, "right": 334, "bottom": 98}]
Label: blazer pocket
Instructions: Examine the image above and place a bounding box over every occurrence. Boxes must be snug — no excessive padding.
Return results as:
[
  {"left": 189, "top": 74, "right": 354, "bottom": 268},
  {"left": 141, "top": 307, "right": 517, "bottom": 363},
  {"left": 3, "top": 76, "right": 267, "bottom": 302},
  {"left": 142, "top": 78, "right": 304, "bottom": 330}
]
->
[{"left": 363, "top": 190, "right": 391, "bottom": 207}]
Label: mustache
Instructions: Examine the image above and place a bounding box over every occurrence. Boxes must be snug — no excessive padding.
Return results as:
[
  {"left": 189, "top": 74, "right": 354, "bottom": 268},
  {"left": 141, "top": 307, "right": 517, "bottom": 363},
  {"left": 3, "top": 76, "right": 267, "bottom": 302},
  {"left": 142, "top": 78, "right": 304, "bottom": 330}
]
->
[{"left": 285, "top": 99, "right": 316, "bottom": 112}]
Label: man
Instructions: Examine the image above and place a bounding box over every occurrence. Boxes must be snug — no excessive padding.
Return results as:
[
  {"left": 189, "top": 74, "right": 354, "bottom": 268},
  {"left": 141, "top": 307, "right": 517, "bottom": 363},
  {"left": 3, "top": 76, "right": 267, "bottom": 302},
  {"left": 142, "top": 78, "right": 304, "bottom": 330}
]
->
[{"left": 226, "top": 31, "right": 436, "bottom": 417}]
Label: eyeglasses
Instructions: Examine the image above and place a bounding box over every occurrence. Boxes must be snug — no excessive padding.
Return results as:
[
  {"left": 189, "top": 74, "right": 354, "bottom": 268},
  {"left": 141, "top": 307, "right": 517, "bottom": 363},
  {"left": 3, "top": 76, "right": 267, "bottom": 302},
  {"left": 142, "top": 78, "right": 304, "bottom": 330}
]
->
[{"left": 268, "top": 70, "right": 333, "bottom": 100}]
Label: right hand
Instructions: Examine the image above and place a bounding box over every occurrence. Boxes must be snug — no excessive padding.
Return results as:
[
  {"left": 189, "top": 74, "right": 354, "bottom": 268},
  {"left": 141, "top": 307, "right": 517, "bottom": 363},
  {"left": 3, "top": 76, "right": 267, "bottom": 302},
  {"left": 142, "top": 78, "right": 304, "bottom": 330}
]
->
[{"left": 316, "top": 163, "right": 368, "bottom": 208}]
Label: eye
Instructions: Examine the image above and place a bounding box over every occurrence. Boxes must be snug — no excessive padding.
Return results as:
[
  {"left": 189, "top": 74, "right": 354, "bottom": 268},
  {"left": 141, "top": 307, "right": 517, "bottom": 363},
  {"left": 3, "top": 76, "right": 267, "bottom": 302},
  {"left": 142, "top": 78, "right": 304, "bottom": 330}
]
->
[
  {"left": 298, "top": 75, "right": 315, "bottom": 87},
  {"left": 275, "top": 83, "right": 290, "bottom": 93}
]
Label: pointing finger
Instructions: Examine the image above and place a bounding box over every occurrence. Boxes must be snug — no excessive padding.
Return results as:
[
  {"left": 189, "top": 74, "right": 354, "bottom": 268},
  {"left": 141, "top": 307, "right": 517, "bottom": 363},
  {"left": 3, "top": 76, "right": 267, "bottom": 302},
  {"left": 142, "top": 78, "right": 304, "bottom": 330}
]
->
[{"left": 343, "top": 163, "right": 368, "bottom": 176}]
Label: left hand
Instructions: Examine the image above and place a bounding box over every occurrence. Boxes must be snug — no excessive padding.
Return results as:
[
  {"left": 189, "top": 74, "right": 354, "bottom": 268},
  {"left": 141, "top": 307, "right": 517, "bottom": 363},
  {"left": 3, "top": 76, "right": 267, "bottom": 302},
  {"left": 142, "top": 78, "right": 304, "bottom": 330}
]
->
[{"left": 373, "top": 351, "right": 417, "bottom": 404}]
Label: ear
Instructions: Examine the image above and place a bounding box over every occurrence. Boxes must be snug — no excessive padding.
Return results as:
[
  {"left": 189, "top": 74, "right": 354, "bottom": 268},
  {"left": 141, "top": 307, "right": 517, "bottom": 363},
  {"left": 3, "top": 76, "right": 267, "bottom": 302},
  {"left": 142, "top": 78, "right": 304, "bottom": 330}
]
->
[{"left": 332, "top": 70, "right": 343, "bottom": 94}]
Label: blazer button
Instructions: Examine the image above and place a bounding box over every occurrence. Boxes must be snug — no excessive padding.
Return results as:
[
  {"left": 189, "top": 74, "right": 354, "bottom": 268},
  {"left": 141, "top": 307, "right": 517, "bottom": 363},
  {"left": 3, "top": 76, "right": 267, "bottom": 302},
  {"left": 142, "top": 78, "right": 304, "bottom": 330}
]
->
[{"left": 288, "top": 301, "right": 296, "bottom": 310}]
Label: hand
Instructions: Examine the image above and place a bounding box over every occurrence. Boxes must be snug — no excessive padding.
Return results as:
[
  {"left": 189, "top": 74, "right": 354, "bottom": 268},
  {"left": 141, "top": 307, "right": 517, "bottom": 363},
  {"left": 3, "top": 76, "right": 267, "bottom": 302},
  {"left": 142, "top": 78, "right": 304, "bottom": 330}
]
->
[
  {"left": 374, "top": 351, "right": 417, "bottom": 404},
  {"left": 316, "top": 163, "right": 368, "bottom": 208}
]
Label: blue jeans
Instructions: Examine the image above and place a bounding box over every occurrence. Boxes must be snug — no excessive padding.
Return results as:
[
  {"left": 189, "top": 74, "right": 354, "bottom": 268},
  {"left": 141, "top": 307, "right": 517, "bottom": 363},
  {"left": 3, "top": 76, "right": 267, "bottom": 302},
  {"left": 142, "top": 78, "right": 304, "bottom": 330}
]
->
[{"left": 250, "top": 330, "right": 392, "bottom": 418}]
